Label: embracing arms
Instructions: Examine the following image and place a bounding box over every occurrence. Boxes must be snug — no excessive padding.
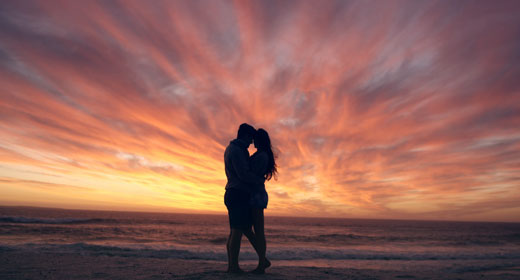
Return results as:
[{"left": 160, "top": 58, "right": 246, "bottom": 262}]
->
[
  {"left": 251, "top": 152, "right": 268, "bottom": 178},
  {"left": 229, "top": 147, "right": 264, "bottom": 186}
]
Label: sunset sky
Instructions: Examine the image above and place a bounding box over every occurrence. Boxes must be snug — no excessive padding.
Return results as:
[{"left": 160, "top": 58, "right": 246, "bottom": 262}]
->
[{"left": 1, "top": 0, "right": 519, "bottom": 222}]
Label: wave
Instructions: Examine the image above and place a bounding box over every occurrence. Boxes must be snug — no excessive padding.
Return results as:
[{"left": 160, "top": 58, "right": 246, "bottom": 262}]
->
[
  {"left": 7, "top": 243, "right": 520, "bottom": 261},
  {"left": 264, "top": 233, "right": 518, "bottom": 247},
  {"left": 208, "top": 237, "right": 228, "bottom": 244},
  {"left": 0, "top": 217, "right": 117, "bottom": 225},
  {"left": 318, "top": 233, "right": 364, "bottom": 239},
  {"left": 0, "top": 216, "right": 184, "bottom": 225}
]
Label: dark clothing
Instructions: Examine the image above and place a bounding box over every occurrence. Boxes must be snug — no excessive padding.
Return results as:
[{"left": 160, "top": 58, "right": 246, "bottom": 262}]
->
[
  {"left": 249, "top": 151, "right": 269, "bottom": 208},
  {"left": 224, "top": 188, "right": 251, "bottom": 230},
  {"left": 250, "top": 190, "right": 268, "bottom": 209},
  {"left": 224, "top": 139, "right": 263, "bottom": 193},
  {"left": 223, "top": 138, "right": 263, "bottom": 229}
]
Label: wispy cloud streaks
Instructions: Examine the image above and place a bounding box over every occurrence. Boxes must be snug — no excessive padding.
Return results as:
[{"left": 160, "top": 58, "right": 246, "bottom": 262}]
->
[{"left": 1, "top": 0, "right": 519, "bottom": 221}]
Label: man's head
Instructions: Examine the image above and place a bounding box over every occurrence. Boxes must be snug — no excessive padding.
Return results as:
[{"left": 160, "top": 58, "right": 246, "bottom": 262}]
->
[{"left": 237, "top": 123, "right": 256, "bottom": 146}]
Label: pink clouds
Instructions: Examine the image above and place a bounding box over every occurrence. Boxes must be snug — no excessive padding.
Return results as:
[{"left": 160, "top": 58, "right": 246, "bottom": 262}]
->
[{"left": 0, "top": 0, "right": 519, "bottom": 221}]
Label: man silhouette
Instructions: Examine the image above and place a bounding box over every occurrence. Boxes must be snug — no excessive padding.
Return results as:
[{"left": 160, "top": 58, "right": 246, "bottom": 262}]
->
[{"left": 224, "top": 123, "right": 264, "bottom": 273}]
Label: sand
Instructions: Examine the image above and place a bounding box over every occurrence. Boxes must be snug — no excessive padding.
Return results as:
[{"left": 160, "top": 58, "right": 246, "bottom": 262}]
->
[{"left": 1, "top": 250, "right": 519, "bottom": 279}]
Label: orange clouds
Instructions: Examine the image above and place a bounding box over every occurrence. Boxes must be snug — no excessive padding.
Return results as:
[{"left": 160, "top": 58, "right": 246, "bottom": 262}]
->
[{"left": 0, "top": 0, "right": 519, "bottom": 221}]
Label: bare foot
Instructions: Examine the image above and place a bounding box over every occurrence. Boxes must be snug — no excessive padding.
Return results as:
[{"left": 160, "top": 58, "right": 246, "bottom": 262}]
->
[
  {"left": 251, "top": 258, "right": 271, "bottom": 274},
  {"left": 264, "top": 258, "right": 271, "bottom": 269}
]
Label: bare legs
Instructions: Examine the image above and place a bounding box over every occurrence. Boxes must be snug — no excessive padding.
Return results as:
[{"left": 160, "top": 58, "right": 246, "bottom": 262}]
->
[
  {"left": 226, "top": 209, "right": 269, "bottom": 274},
  {"left": 251, "top": 208, "right": 268, "bottom": 272},
  {"left": 242, "top": 208, "right": 269, "bottom": 274},
  {"left": 243, "top": 228, "right": 259, "bottom": 253},
  {"left": 226, "top": 228, "right": 244, "bottom": 273}
]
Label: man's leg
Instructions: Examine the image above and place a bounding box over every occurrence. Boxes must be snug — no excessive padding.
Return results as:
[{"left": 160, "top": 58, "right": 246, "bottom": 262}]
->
[
  {"left": 228, "top": 228, "right": 244, "bottom": 273},
  {"left": 226, "top": 232, "right": 232, "bottom": 271}
]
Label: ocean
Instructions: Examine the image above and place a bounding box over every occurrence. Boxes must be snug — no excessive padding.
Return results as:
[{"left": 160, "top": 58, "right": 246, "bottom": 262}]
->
[{"left": 1, "top": 206, "right": 519, "bottom": 273}]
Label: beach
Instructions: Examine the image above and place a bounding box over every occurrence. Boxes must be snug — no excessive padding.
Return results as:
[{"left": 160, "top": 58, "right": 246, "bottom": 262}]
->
[
  {"left": 2, "top": 250, "right": 520, "bottom": 280},
  {"left": 1, "top": 207, "right": 520, "bottom": 279}
]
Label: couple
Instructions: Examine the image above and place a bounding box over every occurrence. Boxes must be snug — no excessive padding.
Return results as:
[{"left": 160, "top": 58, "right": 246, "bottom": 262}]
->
[{"left": 224, "top": 123, "right": 277, "bottom": 274}]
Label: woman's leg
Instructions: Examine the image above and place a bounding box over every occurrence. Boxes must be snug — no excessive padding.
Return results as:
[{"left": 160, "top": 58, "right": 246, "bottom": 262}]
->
[
  {"left": 244, "top": 208, "right": 270, "bottom": 273},
  {"left": 243, "top": 227, "right": 259, "bottom": 255},
  {"left": 252, "top": 208, "right": 267, "bottom": 271}
]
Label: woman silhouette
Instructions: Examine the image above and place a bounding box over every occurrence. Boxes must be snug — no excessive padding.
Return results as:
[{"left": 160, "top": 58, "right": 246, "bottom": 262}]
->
[{"left": 248, "top": 128, "right": 277, "bottom": 274}]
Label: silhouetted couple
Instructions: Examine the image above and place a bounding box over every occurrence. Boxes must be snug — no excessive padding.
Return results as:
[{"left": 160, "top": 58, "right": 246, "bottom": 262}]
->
[{"left": 224, "top": 123, "right": 277, "bottom": 274}]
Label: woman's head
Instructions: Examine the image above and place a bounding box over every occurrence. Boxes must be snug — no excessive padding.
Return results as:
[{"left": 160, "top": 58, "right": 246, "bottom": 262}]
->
[
  {"left": 254, "top": 128, "right": 278, "bottom": 181},
  {"left": 253, "top": 129, "right": 270, "bottom": 150}
]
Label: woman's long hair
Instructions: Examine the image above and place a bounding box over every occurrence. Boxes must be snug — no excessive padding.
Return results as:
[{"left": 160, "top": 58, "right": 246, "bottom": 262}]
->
[{"left": 254, "top": 128, "right": 278, "bottom": 181}]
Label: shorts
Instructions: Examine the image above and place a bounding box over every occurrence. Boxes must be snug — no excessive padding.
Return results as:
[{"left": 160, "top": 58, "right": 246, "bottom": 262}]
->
[
  {"left": 224, "top": 188, "right": 252, "bottom": 230},
  {"left": 250, "top": 190, "right": 268, "bottom": 209}
]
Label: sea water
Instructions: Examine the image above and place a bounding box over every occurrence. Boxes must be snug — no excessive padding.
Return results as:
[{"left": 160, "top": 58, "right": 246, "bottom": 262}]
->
[{"left": 1, "top": 206, "right": 519, "bottom": 272}]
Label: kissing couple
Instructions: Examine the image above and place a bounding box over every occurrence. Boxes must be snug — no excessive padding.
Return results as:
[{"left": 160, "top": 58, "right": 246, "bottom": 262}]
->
[{"left": 224, "top": 123, "right": 277, "bottom": 274}]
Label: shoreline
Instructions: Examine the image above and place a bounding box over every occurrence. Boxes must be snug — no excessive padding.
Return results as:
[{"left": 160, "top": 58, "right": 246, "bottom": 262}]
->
[{"left": 1, "top": 250, "right": 519, "bottom": 280}]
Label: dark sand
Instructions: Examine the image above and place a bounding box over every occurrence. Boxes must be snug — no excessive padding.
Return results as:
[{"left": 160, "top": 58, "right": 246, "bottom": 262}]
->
[{"left": 1, "top": 250, "right": 519, "bottom": 279}]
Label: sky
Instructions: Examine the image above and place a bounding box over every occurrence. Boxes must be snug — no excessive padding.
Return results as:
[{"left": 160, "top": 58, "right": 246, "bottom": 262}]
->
[{"left": 0, "top": 0, "right": 519, "bottom": 222}]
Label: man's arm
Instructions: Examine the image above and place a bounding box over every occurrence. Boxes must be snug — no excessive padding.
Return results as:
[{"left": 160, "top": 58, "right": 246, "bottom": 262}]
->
[{"left": 230, "top": 148, "right": 264, "bottom": 185}]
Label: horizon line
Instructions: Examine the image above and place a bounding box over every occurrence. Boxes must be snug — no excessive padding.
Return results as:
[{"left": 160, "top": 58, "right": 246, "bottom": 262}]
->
[{"left": 0, "top": 204, "right": 518, "bottom": 224}]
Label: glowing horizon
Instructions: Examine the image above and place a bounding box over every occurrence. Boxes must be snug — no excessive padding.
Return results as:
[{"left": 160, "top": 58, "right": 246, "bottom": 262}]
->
[{"left": 1, "top": 0, "right": 519, "bottom": 222}]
